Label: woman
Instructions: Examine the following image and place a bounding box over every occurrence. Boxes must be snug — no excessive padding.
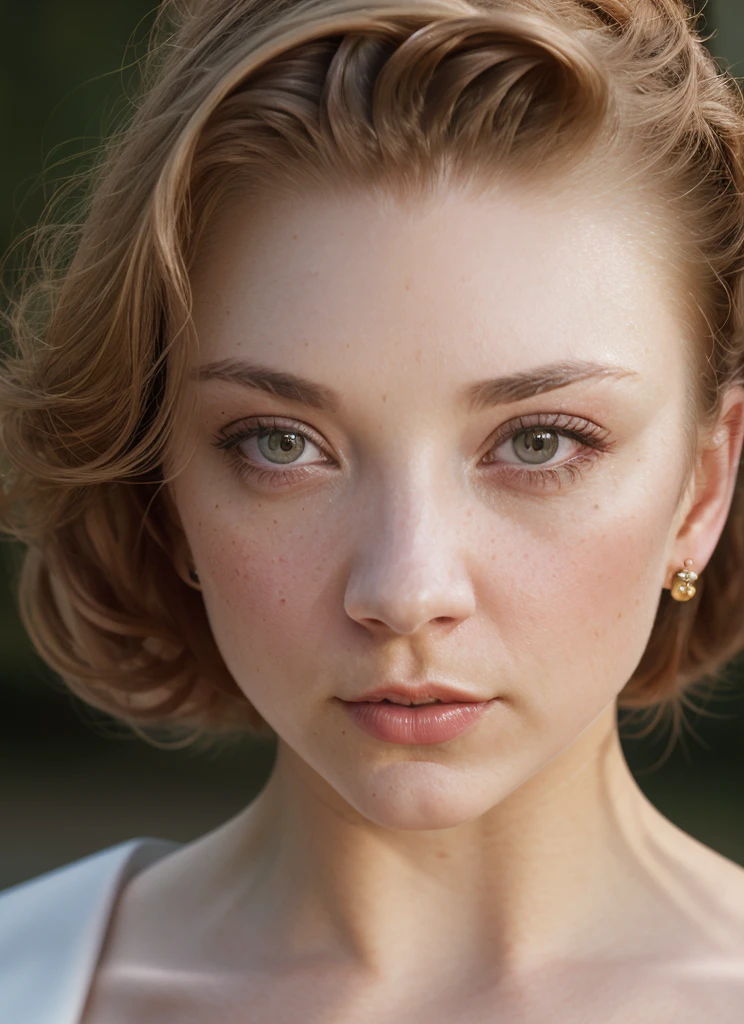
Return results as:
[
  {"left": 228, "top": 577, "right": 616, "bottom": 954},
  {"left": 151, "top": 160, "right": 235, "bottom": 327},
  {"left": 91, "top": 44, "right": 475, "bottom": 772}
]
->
[{"left": 2, "top": 0, "right": 744, "bottom": 1019}]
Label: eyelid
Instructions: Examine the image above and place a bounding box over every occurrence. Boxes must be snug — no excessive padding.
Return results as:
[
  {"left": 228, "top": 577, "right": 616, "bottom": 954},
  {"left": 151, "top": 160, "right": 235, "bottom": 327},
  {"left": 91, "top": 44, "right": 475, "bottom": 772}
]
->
[
  {"left": 216, "top": 415, "right": 334, "bottom": 459},
  {"left": 486, "top": 411, "right": 610, "bottom": 450}
]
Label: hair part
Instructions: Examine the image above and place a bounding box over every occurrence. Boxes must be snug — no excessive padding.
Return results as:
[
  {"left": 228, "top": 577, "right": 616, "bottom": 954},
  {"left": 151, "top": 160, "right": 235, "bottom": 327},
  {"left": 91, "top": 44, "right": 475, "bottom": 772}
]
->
[{"left": 2, "top": 0, "right": 744, "bottom": 749}]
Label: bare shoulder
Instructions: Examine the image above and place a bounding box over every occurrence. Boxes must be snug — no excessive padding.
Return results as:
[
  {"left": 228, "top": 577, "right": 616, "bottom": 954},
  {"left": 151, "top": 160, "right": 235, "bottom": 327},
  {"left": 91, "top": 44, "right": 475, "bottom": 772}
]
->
[
  {"left": 630, "top": 833, "right": 744, "bottom": 1024},
  {"left": 662, "top": 838, "right": 744, "bottom": 1019},
  {"left": 79, "top": 831, "right": 257, "bottom": 1024},
  {"left": 638, "top": 796, "right": 744, "bottom": 967},
  {"left": 536, "top": 808, "right": 744, "bottom": 1024}
]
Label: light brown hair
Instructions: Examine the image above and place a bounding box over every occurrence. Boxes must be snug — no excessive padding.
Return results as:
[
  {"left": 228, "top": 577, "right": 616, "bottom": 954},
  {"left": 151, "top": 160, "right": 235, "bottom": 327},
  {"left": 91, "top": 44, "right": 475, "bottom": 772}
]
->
[{"left": 2, "top": 0, "right": 743, "bottom": 749}]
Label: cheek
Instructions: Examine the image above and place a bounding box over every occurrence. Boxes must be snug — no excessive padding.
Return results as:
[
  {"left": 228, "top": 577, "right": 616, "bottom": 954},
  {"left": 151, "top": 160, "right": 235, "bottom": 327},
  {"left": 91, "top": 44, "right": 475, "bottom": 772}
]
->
[
  {"left": 192, "top": 499, "right": 343, "bottom": 700},
  {"left": 477, "top": 462, "right": 680, "bottom": 720}
]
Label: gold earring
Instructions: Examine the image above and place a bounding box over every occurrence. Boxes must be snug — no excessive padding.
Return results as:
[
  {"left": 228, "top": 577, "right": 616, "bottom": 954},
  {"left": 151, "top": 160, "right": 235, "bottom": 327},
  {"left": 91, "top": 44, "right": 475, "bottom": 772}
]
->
[{"left": 670, "top": 559, "right": 698, "bottom": 602}]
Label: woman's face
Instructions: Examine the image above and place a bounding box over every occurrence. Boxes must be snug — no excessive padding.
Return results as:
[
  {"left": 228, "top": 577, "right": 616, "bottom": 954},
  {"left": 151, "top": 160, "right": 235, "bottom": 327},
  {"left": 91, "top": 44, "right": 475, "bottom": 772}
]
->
[{"left": 167, "top": 179, "right": 700, "bottom": 829}]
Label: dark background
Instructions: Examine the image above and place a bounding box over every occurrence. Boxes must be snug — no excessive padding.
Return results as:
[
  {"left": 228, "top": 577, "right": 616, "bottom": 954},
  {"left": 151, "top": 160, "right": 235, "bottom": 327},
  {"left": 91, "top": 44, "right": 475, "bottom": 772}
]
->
[{"left": 1, "top": 0, "right": 744, "bottom": 891}]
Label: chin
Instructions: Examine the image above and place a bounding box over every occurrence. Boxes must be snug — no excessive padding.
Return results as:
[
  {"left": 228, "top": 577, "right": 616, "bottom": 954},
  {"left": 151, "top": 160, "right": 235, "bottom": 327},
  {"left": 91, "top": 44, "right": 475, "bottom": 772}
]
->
[{"left": 337, "top": 763, "right": 510, "bottom": 831}]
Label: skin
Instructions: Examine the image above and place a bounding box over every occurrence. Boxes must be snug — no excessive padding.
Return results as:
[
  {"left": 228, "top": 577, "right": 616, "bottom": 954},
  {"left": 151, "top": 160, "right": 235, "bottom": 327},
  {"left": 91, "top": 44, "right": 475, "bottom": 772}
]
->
[{"left": 82, "top": 178, "right": 744, "bottom": 1022}]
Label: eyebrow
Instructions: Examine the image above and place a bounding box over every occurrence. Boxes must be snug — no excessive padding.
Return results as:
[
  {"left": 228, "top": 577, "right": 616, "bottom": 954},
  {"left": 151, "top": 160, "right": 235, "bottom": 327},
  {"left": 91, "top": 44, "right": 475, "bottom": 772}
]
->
[
  {"left": 192, "top": 358, "right": 339, "bottom": 411},
  {"left": 464, "top": 359, "right": 639, "bottom": 411},
  {"left": 193, "top": 357, "right": 638, "bottom": 412}
]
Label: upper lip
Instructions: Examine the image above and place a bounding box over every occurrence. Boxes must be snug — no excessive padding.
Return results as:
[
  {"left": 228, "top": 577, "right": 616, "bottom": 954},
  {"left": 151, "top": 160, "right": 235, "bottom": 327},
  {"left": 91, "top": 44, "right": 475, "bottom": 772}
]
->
[{"left": 344, "top": 683, "right": 491, "bottom": 706}]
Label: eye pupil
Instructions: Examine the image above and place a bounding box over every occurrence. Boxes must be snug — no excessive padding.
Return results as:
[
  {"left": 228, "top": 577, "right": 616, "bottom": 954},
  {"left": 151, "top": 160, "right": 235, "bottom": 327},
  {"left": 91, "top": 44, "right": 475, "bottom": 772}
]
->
[{"left": 514, "top": 428, "right": 559, "bottom": 464}]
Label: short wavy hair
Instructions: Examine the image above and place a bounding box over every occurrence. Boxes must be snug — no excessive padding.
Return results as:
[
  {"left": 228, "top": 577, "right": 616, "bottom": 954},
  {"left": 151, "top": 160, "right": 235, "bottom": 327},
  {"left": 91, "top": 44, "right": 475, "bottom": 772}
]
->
[{"left": 2, "top": 0, "right": 744, "bottom": 748}]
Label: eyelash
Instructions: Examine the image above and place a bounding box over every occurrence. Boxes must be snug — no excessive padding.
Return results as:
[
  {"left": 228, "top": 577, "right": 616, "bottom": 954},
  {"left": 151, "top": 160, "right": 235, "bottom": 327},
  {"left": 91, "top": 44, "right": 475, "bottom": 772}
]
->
[
  {"left": 210, "top": 412, "right": 615, "bottom": 491},
  {"left": 211, "top": 416, "right": 332, "bottom": 490},
  {"left": 482, "top": 412, "right": 613, "bottom": 490}
]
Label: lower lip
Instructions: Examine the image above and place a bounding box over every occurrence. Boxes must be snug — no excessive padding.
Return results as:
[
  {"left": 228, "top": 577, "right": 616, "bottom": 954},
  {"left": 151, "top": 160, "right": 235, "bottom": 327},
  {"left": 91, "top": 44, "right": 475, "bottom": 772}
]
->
[{"left": 340, "top": 699, "right": 499, "bottom": 745}]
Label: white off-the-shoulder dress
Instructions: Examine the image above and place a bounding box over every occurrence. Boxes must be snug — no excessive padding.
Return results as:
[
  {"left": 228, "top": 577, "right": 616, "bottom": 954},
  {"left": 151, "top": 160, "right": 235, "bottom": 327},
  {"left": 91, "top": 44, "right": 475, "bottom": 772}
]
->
[{"left": 0, "top": 836, "right": 181, "bottom": 1024}]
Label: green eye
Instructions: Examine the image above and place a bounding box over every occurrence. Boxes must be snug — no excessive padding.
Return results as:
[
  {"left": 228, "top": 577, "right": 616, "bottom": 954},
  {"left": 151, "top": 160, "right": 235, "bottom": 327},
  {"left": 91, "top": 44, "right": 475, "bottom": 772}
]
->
[
  {"left": 257, "top": 430, "right": 306, "bottom": 464},
  {"left": 512, "top": 428, "right": 559, "bottom": 464}
]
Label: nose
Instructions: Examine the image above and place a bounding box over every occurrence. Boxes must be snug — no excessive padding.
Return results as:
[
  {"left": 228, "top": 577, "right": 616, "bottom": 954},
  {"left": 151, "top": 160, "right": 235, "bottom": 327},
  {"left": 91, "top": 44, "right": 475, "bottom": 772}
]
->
[{"left": 343, "top": 475, "right": 477, "bottom": 637}]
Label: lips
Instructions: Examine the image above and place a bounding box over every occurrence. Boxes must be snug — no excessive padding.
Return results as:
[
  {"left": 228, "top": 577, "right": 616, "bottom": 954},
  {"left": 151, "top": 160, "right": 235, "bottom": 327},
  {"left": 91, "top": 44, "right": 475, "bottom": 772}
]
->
[
  {"left": 364, "top": 697, "right": 443, "bottom": 706},
  {"left": 342, "top": 694, "right": 498, "bottom": 744},
  {"left": 346, "top": 684, "right": 489, "bottom": 706}
]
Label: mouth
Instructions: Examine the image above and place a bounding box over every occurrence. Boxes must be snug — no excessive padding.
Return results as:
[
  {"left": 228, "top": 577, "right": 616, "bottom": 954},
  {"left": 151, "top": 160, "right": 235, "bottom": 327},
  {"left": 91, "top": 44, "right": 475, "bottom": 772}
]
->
[
  {"left": 346, "top": 684, "right": 490, "bottom": 706},
  {"left": 364, "top": 697, "right": 445, "bottom": 706},
  {"left": 339, "top": 695, "right": 499, "bottom": 745},
  {"left": 343, "top": 700, "right": 495, "bottom": 708}
]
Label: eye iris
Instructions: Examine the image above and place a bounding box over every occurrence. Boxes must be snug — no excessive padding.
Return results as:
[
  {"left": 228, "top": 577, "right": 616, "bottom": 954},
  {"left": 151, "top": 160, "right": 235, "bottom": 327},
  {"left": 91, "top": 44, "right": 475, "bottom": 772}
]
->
[
  {"left": 513, "top": 428, "right": 559, "bottom": 465},
  {"left": 258, "top": 430, "right": 306, "bottom": 464}
]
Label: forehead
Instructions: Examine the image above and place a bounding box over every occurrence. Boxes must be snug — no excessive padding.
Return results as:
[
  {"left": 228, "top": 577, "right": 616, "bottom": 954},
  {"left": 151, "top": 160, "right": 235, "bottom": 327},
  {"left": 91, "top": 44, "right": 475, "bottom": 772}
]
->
[{"left": 188, "top": 179, "right": 687, "bottom": 389}]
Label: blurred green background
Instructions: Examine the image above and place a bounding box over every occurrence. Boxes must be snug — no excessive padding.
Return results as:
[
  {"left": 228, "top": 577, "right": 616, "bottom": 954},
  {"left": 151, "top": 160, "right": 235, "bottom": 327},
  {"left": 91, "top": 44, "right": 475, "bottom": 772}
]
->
[{"left": 1, "top": 0, "right": 744, "bottom": 890}]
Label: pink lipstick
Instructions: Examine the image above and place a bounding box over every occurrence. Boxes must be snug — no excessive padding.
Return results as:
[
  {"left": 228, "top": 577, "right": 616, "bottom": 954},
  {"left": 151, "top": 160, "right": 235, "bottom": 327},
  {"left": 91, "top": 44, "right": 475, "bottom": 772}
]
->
[{"left": 340, "top": 697, "right": 498, "bottom": 745}]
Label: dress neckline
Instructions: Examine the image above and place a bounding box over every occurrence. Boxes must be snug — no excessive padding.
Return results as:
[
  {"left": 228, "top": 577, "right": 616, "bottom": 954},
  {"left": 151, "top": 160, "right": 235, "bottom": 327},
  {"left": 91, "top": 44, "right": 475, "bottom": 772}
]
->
[{"left": 0, "top": 834, "right": 183, "bottom": 1024}]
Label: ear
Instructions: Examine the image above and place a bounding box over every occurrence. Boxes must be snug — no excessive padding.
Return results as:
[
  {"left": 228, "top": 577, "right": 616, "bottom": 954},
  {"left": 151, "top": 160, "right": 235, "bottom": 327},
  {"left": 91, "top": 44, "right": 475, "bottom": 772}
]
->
[{"left": 666, "top": 385, "right": 744, "bottom": 588}]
